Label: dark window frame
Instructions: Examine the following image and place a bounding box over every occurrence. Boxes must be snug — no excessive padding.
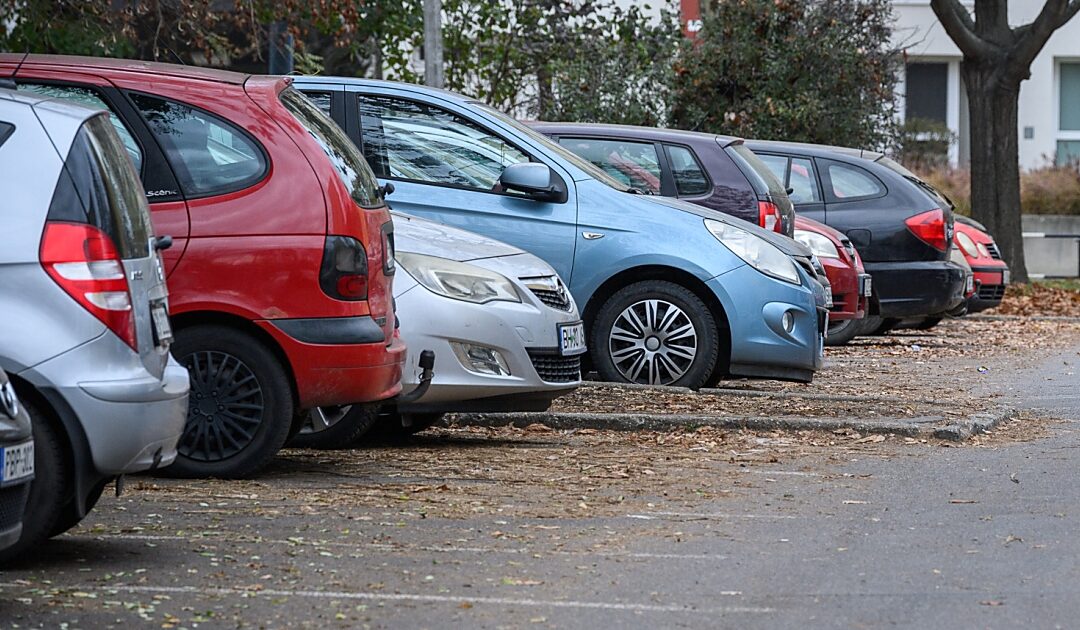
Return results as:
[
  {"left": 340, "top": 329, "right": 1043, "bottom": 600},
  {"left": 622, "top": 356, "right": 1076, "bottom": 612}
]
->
[
  {"left": 125, "top": 89, "right": 271, "bottom": 201},
  {"left": 0, "top": 122, "right": 13, "bottom": 148},
  {"left": 662, "top": 142, "right": 712, "bottom": 199}
]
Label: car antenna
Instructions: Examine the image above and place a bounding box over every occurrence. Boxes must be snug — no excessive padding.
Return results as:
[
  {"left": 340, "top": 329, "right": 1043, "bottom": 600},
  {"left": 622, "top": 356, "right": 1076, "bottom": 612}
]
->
[
  {"left": 0, "top": 52, "right": 28, "bottom": 90},
  {"left": 164, "top": 47, "right": 186, "bottom": 66}
]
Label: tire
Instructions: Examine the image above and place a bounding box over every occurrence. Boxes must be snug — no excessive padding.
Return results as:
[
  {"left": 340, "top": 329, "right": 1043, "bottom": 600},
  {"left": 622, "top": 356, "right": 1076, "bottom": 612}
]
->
[
  {"left": 915, "top": 317, "right": 943, "bottom": 331},
  {"left": 166, "top": 325, "right": 294, "bottom": 479},
  {"left": 287, "top": 403, "right": 380, "bottom": 449},
  {"left": 591, "top": 280, "right": 720, "bottom": 389},
  {"left": 366, "top": 410, "right": 446, "bottom": 442},
  {"left": 48, "top": 481, "right": 105, "bottom": 538},
  {"left": 825, "top": 317, "right": 861, "bottom": 346},
  {"left": 0, "top": 401, "right": 69, "bottom": 563}
]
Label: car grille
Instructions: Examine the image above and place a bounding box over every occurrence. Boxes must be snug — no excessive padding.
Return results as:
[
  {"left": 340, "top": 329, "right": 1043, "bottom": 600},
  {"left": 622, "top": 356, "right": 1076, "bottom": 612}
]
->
[
  {"left": 527, "top": 350, "right": 581, "bottom": 383},
  {"left": 522, "top": 276, "right": 573, "bottom": 311},
  {"left": 986, "top": 242, "right": 1003, "bottom": 260},
  {"left": 0, "top": 482, "right": 29, "bottom": 531},
  {"left": 978, "top": 283, "right": 1007, "bottom": 301}
]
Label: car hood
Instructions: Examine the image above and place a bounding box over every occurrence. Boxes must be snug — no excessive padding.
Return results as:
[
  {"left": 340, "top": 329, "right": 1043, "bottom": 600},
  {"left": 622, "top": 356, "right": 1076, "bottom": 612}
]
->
[
  {"left": 391, "top": 211, "right": 525, "bottom": 262},
  {"left": 795, "top": 216, "right": 847, "bottom": 244},
  {"left": 642, "top": 195, "right": 813, "bottom": 257}
]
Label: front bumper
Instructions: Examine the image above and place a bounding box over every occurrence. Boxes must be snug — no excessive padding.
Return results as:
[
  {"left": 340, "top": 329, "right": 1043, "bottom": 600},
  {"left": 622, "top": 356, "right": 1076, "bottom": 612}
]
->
[
  {"left": 394, "top": 284, "right": 582, "bottom": 412},
  {"left": 710, "top": 263, "right": 824, "bottom": 383},
  {"left": 821, "top": 256, "right": 869, "bottom": 321},
  {"left": 262, "top": 316, "right": 407, "bottom": 408},
  {"left": 20, "top": 337, "right": 189, "bottom": 475},
  {"left": 967, "top": 264, "right": 1010, "bottom": 313},
  {"left": 864, "top": 260, "right": 967, "bottom": 318}
]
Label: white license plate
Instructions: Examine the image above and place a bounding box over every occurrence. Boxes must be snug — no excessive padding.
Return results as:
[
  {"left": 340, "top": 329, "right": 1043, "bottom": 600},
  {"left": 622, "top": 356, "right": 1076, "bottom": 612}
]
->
[
  {"left": 1002, "top": 269, "right": 1010, "bottom": 285},
  {"left": 558, "top": 322, "right": 587, "bottom": 356},
  {"left": 1, "top": 440, "right": 34, "bottom": 484},
  {"left": 861, "top": 275, "right": 873, "bottom": 297},
  {"left": 152, "top": 301, "right": 173, "bottom": 346},
  {"left": 966, "top": 275, "right": 975, "bottom": 294}
]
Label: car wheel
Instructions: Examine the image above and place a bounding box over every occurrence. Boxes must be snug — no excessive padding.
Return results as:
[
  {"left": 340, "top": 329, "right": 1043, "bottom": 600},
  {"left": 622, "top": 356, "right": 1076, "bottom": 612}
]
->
[
  {"left": 591, "top": 280, "right": 719, "bottom": 389},
  {"left": 915, "top": 317, "right": 943, "bottom": 331},
  {"left": 287, "top": 403, "right": 380, "bottom": 449},
  {"left": 166, "top": 325, "right": 294, "bottom": 479},
  {"left": 48, "top": 481, "right": 106, "bottom": 538},
  {"left": 366, "top": 410, "right": 446, "bottom": 442},
  {"left": 825, "top": 317, "right": 861, "bottom": 346},
  {"left": 0, "top": 401, "right": 69, "bottom": 563}
]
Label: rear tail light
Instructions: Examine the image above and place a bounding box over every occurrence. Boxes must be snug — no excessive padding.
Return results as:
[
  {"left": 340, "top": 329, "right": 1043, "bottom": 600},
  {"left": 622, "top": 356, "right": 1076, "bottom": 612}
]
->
[
  {"left": 905, "top": 208, "right": 948, "bottom": 252},
  {"left": 320, "top": 235, "right": 369, "bottom": 300},
  {"left": 40, "top": 222, "right": 137, "bottom": 350},
  {"left": 758, "top": 200, "right": 782, "bottom": 233}
]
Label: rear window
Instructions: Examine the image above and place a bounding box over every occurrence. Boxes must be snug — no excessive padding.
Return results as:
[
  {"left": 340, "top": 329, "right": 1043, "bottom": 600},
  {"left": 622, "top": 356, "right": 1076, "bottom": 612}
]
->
[
  {"left": 280, "top": 87, "right": 382, "bottom": 209},
  {"left": 0, "top": 122, "right": 12, "bottom": 148},
  {"left": 48, "top": 115, "right": 153, "bottom": 259},
  {"left": 726, "top": 143, "right": 787, "bottom": 200}
]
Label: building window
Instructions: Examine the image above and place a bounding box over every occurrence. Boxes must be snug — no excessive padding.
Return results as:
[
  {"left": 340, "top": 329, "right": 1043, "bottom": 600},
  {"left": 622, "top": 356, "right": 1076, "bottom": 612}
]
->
[
  {"left": 1058, "top": 61, "right": 1080, "bottom": 165},
  {"left": 905, "top": 62, "right": 948, "bottom": 124}
]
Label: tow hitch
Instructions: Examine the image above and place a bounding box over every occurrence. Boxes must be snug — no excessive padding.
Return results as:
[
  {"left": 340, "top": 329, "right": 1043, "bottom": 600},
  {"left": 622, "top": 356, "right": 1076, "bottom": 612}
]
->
[{"left": 396, "top": 350, "right": 435, "bottom": 405}]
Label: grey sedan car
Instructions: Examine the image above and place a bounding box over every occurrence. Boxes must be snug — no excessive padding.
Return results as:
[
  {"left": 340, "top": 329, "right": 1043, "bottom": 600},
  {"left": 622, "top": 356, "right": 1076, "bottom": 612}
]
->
[
  {"left": 0, "top": 88, "right": 189, "bottom": 560},
  {"left": 294, "top": 213, "right": 584, "bottom": 446}
]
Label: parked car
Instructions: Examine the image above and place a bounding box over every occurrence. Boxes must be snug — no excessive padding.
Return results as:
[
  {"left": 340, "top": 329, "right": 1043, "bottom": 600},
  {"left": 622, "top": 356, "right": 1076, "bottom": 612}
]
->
[
  {"left": 955, "top": 216, "right": 1010, "bottom": 313},
  {"left": 0, "top": 88, "right": 188, "bottom": 559},
  {"left": 535, "top": 123, "right": 869, "bottom": 346},
  {"left": 744, "top": 141, "right": 968, "bottom": 333},
  {"left": 529, "top": 123, "right": 795, "bottom": 237},
  {"left": 293, "top": 77, "right": 827, "bottom": 386},
  {"left": 294, "top": 212, "right": 585, "bottom": 446},
  {"left": 0, "top": 363, "right": 33, "bottom": 554},
  {"left": 2, "top": 54, "right": 407, "bottom": 478},
  {"left": 794, "top": 217, "right": 871, "bottom": 345}
]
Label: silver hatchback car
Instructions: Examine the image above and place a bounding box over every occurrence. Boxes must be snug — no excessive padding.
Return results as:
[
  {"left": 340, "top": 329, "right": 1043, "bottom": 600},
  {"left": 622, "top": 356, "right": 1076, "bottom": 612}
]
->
[
  {"left": 295, "top": 213, "right": 584, "bottom": 446},
  {"left": 0, "top": 89, "right": 189, "bottom": 559}
]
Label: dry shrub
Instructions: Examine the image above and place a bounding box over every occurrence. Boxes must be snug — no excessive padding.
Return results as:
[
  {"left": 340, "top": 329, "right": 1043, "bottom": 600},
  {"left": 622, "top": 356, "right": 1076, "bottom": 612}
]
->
[{"left": 916, "top": 164, "right": 1080, "bottom": 216}]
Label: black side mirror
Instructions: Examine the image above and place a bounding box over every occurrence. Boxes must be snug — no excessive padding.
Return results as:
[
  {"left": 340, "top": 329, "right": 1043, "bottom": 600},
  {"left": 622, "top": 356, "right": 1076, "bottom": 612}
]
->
[
  {"left": 499, "top": 163, "right": 566, "bottom": 203},
  {"left": 381, "top": 182, "right": 395, "bottom": 198}
]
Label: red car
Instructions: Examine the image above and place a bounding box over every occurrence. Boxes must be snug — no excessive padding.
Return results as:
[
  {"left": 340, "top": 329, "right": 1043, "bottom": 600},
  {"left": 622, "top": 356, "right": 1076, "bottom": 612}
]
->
[
  {"left": 794, "top": 217, "right": 872, "bottom": 345},
  {"left": 1, "top": 54, "right": 406, "bottom": 478},
  {"left": 954, "top": 216, "right": 1010, "bottom": 313}
]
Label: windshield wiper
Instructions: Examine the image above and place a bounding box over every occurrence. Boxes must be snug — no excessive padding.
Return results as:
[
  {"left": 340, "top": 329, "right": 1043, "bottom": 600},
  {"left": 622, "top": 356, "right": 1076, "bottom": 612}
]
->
[{"left": 627, "top": 187, "right": 653, "bottom": 195}]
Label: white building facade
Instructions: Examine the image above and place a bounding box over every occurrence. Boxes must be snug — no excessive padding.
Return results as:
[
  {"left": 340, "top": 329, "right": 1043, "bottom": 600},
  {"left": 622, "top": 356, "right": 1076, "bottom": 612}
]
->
[{"left": 893, "top": 0, "right": 1080, "bottom": 170}]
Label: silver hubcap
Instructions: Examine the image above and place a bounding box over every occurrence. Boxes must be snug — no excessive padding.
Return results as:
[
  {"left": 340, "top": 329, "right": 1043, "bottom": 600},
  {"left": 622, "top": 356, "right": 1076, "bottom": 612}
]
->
[
  {"left": 301, "top": 405, "right": 353, "bottom": 435},
  {"left": 609, "top": 299, "right": 697, "bottom": 385}
]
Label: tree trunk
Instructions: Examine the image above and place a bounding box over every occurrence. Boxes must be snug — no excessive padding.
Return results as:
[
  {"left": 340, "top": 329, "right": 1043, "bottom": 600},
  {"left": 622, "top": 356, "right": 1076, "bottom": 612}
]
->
[{"left": 962, "top": 62, "right": 1029, "bottom": 283}]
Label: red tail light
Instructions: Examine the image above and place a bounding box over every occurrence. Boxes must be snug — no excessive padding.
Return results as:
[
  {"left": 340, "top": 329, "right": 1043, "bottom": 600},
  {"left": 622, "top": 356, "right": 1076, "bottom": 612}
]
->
[
  {"left": 905, "top": 208, "right": 948, "bottom": 251},
  {"left": 319, "top": 235, "right": 369, "bottom": 300},
  {"left": 40, "top": 222, "right": 137, "bottom": 349},
  {"left": 758, "top": 201, "right": 782, "bottom": 233}
]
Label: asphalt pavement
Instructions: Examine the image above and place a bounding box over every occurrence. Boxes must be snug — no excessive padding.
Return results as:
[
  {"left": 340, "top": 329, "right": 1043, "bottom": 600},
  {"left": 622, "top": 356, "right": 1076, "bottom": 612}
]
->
[{"left": 2, "top": 335, "right": 1080, "bottom": 629}]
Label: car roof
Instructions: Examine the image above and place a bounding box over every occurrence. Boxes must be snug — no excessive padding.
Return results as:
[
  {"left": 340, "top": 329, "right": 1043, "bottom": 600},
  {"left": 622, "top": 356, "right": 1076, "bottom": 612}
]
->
[
  {"left": 528, "top": 121, "right": 742, "bottom": 147},
  {"left": 296, "top": 75, "right": 474, "bottom": 103},
  {"left": 2, "top": 53, "right": 251, "bottom": 85},
  {"left": 0, "top": 86, "right": 98, "bottom": 121},
  {"left": 746, "top": 139, "right": 886, "bottom": 162}
]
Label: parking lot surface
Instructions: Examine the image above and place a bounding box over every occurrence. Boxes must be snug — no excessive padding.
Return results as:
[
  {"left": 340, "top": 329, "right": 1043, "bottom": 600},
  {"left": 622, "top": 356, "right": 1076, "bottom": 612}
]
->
[{"left": 3, "top": 315, "right": 1079, "bottom": 628}]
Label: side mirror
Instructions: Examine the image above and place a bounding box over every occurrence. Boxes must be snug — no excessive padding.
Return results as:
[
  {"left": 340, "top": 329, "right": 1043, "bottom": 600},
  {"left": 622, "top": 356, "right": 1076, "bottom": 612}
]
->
[
  {"left": 381, "top": 182, "right": 395, "bottom": 198},
  {"left": 499, "top": 163, "right": 565, "bottom": 202}
]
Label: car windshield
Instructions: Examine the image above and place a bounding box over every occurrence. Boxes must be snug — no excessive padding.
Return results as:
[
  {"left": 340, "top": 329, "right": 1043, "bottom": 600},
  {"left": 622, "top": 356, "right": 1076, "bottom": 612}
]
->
[
  {"left": 472, "top": 103, "right": 632, "bottom": 192},
  {"left": 280, "top": 87, "right": 382, "bottom": 209}
]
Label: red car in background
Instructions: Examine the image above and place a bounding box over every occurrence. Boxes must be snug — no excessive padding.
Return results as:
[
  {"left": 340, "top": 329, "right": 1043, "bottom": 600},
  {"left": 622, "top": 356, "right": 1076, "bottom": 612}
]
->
[
  {"left": 2, "top": 54, "right": 406, "bottom": 478},
  {"left": 794, "top": 217, "right": 871, "bottom": 345},
  {"left": 955, "top": 216, "right": 1010, "bottom": 313}
]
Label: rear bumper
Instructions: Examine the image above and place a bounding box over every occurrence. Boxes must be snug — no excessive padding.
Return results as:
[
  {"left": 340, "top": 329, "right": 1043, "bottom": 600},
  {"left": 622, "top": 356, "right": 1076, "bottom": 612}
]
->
[
  {"left": 864, "top": 260, "right": 967, "bottom": 318},
  {"left": 262, "top": 317, "right": 407, "bottom": 409}
]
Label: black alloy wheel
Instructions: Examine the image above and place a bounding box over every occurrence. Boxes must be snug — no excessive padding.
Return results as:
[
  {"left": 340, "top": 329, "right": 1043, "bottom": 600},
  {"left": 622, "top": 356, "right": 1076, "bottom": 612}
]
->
[{"left": 181, "top": 350, "right": 264, "bottom": 462}]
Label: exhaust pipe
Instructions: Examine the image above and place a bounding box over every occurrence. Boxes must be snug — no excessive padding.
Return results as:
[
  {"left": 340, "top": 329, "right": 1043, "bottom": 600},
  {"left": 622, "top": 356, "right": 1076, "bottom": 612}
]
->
[{"left": 396, "top": 350, "right": 435, "bottom": 404}]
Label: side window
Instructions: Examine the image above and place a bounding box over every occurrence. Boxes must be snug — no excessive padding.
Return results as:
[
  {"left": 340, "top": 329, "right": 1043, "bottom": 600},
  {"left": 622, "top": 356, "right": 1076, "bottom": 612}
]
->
[
  {"left": 358, "top": 96, "right": 529, "bottom": 192},
  {"left": 0, "top": 122, "right": 12, "bottom": 148},
  {"left": 304, "top": 91, "right": 333, "bottom": 117},
  {"left": 825, "top": 162, "right": 885, "bottom": 200},
  {"left": 19, "top": 83, "right": 143, "bottom": 172},
  {"left": 559, "top": 137, "right": 661, "bottom": 193},
  {"left": 665, "top": 145, "right": 710, "bottom": 196},
  {"left": 789, "top": 158, "right": 821, "bottom": 203},
  {"left": 129, "top": 93, "right": 267, "bottom": 198},
  {"left": 757, "top": 154, "right": 789, "bottom": 186}
]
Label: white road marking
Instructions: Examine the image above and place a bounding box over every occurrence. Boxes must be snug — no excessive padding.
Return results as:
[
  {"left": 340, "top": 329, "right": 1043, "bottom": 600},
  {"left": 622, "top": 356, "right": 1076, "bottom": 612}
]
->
[
  {"left": 742, "top": 470, "right": 822, "bottom": 477},
  {"left": 64, "top": 533, "right": 726, "bottom": 561},
  {"left": 627, "top": 512, "right": 799, "bottom": 520},
  {"left": 0, "top": 583, "right": 773, "bottom": 615}
]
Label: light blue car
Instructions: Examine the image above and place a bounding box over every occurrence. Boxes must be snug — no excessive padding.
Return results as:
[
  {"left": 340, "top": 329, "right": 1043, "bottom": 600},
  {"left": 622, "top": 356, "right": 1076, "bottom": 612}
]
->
[{"left": 293, "top": 77, "right": 827, "bottom": 387}]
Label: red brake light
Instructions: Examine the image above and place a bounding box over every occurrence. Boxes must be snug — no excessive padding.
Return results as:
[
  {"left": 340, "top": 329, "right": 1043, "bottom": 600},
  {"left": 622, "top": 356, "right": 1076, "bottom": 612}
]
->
[
  {"left": 320, "top": 235, "right": 369, "bottom": 300},
  {"left": 40, "top": 222, "right": 137, "bottom": 350},
  {"left": 758, "top": 201, "right": 782, "bottom": 233},
  {"left": 905, "top": 208, "right": 948, "bottom": 252}
]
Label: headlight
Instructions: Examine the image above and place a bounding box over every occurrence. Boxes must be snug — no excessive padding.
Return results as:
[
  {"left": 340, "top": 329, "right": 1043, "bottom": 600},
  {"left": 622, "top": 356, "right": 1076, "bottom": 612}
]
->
[
  {"left": 955, "top": 232, "right": 980, "bottom": 257},
  {"left": 705, "top": 219, "right": 801, "bottom": 284},
  {"left": 794, "top": 229, "right": 840, "bottom": 259},
  {"left": 397, "top": 252, "right": 520, "bottom": 304},
  {"left": 976, "top": 242, "right": 991, "bottom": 258}
]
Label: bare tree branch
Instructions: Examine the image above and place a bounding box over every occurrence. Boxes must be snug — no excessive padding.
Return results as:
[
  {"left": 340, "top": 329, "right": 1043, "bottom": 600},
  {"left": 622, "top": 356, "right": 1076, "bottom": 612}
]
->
[
  {"left": 930, "top": 0, "right": 995, "bottom": 58},
  {"left": 1012, "top": 0, "right": 1070, "bottom": 72}
]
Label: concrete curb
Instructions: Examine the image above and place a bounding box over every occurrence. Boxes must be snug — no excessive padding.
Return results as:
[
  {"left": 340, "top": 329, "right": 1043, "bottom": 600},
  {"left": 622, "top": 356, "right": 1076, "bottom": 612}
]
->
[
  {"left": 968, "top": 314, "right": 1080, "bottom": 323},
  {"left": 580, "top": 380, "right": 942, "bottom": 406},
  {"left": 450, "top": 406, "right": 1018, "bottom": 442}
]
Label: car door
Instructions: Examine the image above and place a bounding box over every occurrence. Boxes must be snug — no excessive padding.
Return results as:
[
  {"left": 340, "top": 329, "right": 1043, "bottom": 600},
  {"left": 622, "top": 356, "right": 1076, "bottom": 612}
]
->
[
  {"left": 333, "top": 88, "right": 578, "bottom": 282},
  {"left": 756, "top": 153, "right": 827, "bottom": 225},
  {"left": 13, "top": 71, "right": 191, "bottom": 276}
]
